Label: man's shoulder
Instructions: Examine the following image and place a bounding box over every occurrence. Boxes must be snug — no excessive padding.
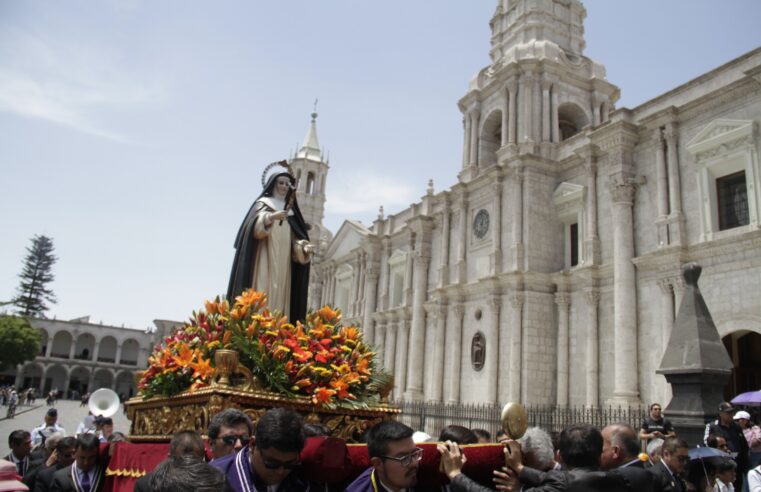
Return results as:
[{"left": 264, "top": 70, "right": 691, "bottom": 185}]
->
[
  {"left": 52, "top": 464, "right": 73, "bottom": 479},
  {"left": 344, "top": 467, "right": 374, "bottom": 492},
  {"left": 209, "top": 451, "right": 237, "bottom": 473}
]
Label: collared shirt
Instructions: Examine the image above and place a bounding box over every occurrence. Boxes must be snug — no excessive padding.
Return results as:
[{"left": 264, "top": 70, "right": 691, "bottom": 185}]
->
[
  {"left": 619, "top": 457, "right": 642, "bottom": 468},
  {"left": 7, "top": 452, "right": 28, "bottom": 476},
  {"left": 31, "top": 423, "right": 65, "bottom": 446}
]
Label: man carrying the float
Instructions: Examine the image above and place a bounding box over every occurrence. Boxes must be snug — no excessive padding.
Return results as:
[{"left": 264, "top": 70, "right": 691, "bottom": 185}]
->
[{"left": 212, "top": 408, "right": 312, "bottom": 492}]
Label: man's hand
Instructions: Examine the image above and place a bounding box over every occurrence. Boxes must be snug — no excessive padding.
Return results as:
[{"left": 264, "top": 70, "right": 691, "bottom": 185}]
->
[
  {"left": 494, "top": 466, "right": 521, "bottom": 491},
  {"left": 503, "top": 440, "right": 524, "bottom": 476},
  {"left": 45, "top": 449, "right": 58, "bottom": 467},
  {"left": 437, "top": 440, "right": 467, "bottom": 481}
]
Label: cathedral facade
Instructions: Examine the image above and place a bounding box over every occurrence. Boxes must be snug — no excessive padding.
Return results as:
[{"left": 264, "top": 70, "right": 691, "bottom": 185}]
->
[{"left": 303, "top": 0, "right": 761, "bottom": 407}]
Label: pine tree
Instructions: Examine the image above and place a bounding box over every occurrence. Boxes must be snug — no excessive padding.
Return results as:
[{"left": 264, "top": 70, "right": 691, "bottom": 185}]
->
[{"left": 13, "top": 235, "right": 58, "bottom": 317}]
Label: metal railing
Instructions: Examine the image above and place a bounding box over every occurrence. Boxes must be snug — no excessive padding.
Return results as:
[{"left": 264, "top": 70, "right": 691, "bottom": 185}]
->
[{"left": 393, "top": 400, "right": 647, "bottom": 439}]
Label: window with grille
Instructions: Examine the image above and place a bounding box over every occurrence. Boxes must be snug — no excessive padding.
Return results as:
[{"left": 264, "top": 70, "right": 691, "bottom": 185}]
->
[{"left": 716, "top": 171, "right": 749, "bottom": 231}]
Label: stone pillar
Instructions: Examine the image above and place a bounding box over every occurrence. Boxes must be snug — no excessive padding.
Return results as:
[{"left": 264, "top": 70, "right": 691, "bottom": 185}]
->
[
  {"left": 69, "top": 341, "right": 77, "bottom": 360},
  {"left": 469, "top": 109, "right": 480, "bottom": 167},
  {"left": 491, "top": 178, "right": 503, "bottom": 274},
  {"left": 541, "top": 80, "right": 552, "bottom": 142},
  {"left": 439, "top": 204, "right": 450, "bottom": 288},
  {"left": 508, "top": 294, "right": 524, "bottom": 402},
  {"left": 380, "top": 241, "right": 391, "bottom": 310},
  {"left": 395, "top": 317, "right": 409, "bottom": 397},
  {"left": 374, "top": 321, "right": 386, "bottom": 364},
  {"left": 462, "top": 115, "right": 471, "bottom": 169},
  {"left": 507, "top": 79, "right": 518, "bottom": 145},
  {"left": 404, "top": 235, "right": 414, "bottom": 305},
  {"left": 519, "top": 71, "right": 533, "bottom": 142},
  {"left": 45, "top": 338, "right": 53, "bottom": 358},
  {"left": 486, "top": 296, "right": 501, "bottom": 404},
  {"left": 654, "top": 128, "right": 668, "bottom": 219},
  {"left": 430, "top": 303, "right": 447, "bottom": 402},
  {"left": 92, "top": 339, "right": 101, "bottom": 364},
  {"left": 39, "top": 366, "right": 47, "bottom": 393},
  {"left": 665, "top": 123, "right": 682, "bottom": 216},
  {"left": 116, "top": 344, "right": 123, "bottom": 365},
  {"left": 405, "top": 255, "right": 430, "bottom": 400},
  {"left": 501, "top": 88, "right": 509, "bottom": 147},
  {"left": 555, "top": 293, "right": 571, "bottom": 406},
  {"left": 582, "top": 150, "right": 600, "bottom": 264},
  {"left": 457, "top": 192, "right": 468, "bottom": 283},
  {"left": 445, "top": 304, "right": 465, "bottom": 403},
  {"left": 532, "top": 74, "right": 541, "bottom": 142},
  {"left": 609, "top": 181, "right": 641, "bottom": 405},
  {"left": 384, "top": 321, "right": 397, "bottom": 378},
  {"left": 15, "top": 367, "right": 23, "bottom": 389},
  {"left": 350, "top": 255, "right": 361, "bottom": 316},
  {"left": 512, "top": 167, "right": 524, "bottom": 271},
  {"left": 551, "top": 87, "right": 560, "bottom": 143},
  {"left": 585, "top": 290, "right": 600, "bottom": 406},
  {"left": 363, "top": 269, "right": 379, "bottom": 344}
]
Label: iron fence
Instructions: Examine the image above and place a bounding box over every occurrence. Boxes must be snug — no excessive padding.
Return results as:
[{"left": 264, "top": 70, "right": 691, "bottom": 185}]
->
[{"left": 392, "top": 400, "right": 648, "bottom": 439}]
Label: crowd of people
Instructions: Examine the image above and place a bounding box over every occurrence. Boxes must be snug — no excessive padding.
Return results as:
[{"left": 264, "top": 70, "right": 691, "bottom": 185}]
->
[
  {"left": 0, "top": 387, "right": 39, "bottom": 419},
  {"left": 1, "top": 399, "right": 760, "bottom": 492}
]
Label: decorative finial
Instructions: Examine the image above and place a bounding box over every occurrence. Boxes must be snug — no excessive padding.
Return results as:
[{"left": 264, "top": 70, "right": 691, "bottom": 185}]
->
[
  {"left": 378, "top": 206, "right": 384, "bottom": 220},
  {"left": 427, "top": 179, "right": 434, "bottom": 195},
  {"left": 682, "top": 262, "right": 702, "bottom": 287},
  {"left": 312, "top": 98, "right": 318, "bottom": 120}
]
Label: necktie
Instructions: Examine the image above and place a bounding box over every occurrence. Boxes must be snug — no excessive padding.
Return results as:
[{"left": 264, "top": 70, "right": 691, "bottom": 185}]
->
[
  {"left": 16, "top": 461, "right": 23, "bottom": 475},
  {"left": 81, "top": 470, "right": 91, "bottom": 492}
]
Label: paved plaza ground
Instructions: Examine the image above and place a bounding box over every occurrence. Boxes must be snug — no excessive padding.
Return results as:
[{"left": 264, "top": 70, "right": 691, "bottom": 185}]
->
[{"left": 0, "top": 399, "right": 131, "bottom": 457}]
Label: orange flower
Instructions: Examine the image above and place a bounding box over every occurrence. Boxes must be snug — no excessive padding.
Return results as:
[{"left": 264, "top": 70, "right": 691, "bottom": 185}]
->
[
  {"left": 205, "top": 299, "right": 218, "bottom": 315},
  {"left": 317, "top": 306, "right": 338, "bottom": 322},
  {"left": 172, "top": 344, "right": 194, "bottom": 368},
  {"left": 222, "top": 331, "right": 232, "bottom": 346},
  {"left": 293, "top": 378, "right": 312, "bottom": 388},
  {"left": 190, "top": 356, "right": 214, "bottom": 380},
  {"left": 235, "top": 289, "right": 265, "bottom": 308},
  {"left": 356, "top": 357, "right": 371, "bottom": 375},
  {"left": 330, "top": 379, "right": 350, "bottom": 400},
  {"left": 312, "top": 387, "right": 336, "bottom": 405}
]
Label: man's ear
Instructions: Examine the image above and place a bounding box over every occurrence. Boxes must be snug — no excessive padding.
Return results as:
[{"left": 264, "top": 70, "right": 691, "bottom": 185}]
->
[
  {"left": 370, "top": 456, "right": 382, "bottom": 469},
  {"left": 249, "top": 436, "right": 256, "bottom": 450}
]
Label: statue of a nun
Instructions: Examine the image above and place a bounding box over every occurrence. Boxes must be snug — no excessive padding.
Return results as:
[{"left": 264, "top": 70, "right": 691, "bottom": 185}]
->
[{"left": 227, "top": 161, "right": 313, "bottom": 322}]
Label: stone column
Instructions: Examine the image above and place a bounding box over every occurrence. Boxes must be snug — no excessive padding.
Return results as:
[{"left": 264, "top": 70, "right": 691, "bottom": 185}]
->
[
  {"left": 532, "top": 74, "right": 541, "bottom": 142},
  {"left": 486, "top": 296, "right": 501, "bottom": 404},
  {"left": 439, "top": 204, "right": 451, "bottom": 288},
  {"left": 654, "top": 128, "right": 668, "bottom": 219},
  {"left": 91, "top": 339, "right": 101, "bottom": 364},
  {"left": 351, "top": 255, "right": 361, "bottom": 316},
  {"left": 501, "top": 88, "right": 509, "bottom": 147},
  {"left": 363, "top": 269, "right": 379, "bottom": 345},
  {"left": 395, "top": 317, "right": 409, "bottom": 397},
  {"left": 15, "top": 367, "right": 23, "bottom": 389},
  {"left": 585, "top": 290, "right": 600, "bottom": 406},
  {"left": 116, "top": 344, "right": 123, "bottom": 365},
  {"left": 507, "top": 79, "right": 518, "bottom": 145},
  {"left": 665, "top": 123, "right": 683, "bottom": 215},
  {"left": 508, "top": 294, "right": 524, "bottom": 402},
  {"left": 384, "top": 321, "right": 397, "bottom": 378},
  {"left": 551, "top": 86, "right": 560, "bottom": 143},
  {"left": 491, "top": 178, "right": 503, "bottom": 274},
  {"left": 430, "top": 303, "right": 447, "bottom": 402},
  {"left": 39, "top": 366, "right": 47, "bottom": 393},
  {"left": 555, "top": 293, "right": 571, "bottom": 406},
  {"left": 445, "top": 304, "right": 465, "bottom": 403},
  {"left": 462, "top": 115, "right": 471, "bottom": 169},
  {"left": 541, "top": 80, "right": 552, "bottom": 142},
  {"left": 581, "top": 150, "right": 600, "bottom": 264},
  {"left": 374, "top": 321, "right": 386, "bottom": 363},
  {"left": 69, "top": 341, "right": 77, "bottom": 360},
  {"left": 609, "top": 181, "right": 641, "bottom": 405},
  {"left": 380, "top": 241, "right": 391, "bottom": 310},
  {"left": 45, "top": 338, "right": 53, "bottom": 358},
  {"left": 512, "top": 167, "right": 524, "bottom": 271},
  {"left": 405, "top": 255, "right": 430, "bottom": 400},
  {"left": 519, "top": 71, "right": 533, "bottom": 142},
  {"left": 404, "top": 234, "right": 414, "bottom": 305},
  {"left": 469, "top": 109, "right": 480, "bottom": 168},
  {"left": 457, "top": 192, "right": 468, "bottom": 283}
]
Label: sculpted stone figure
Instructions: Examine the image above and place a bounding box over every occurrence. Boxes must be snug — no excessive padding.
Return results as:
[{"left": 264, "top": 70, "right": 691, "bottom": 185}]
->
[{"left": 227, "top": 165, "right": 313, "bottom": 322}]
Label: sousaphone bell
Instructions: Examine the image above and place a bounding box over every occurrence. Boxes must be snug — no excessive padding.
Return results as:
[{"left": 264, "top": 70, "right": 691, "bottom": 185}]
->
[{"left": 88, "top": 388, "right": 120, "bottom": 418}]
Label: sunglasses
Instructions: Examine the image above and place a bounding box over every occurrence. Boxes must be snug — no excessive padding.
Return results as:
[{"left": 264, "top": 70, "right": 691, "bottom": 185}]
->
[
  {"left": 220, "top": 434, "right": 251, "bottom": 446},
  {"left": 259, "top": 453, "right": 302, "bottom": 470},
  {"left": 381, "top": 448, "right": 424, "bottom": 468}
]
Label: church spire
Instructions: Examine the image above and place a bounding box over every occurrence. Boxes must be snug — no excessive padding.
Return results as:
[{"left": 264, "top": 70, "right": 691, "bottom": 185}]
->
[{"left": 296, "top": 104, "right": 322, "bottom": 161}]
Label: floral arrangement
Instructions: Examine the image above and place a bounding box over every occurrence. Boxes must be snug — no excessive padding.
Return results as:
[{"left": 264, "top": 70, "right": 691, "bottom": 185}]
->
[{"left": 138, "top": 290, "right": 389, "bottom": 408}]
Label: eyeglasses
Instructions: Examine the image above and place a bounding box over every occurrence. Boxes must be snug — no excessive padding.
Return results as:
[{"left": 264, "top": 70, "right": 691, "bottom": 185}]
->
[
  {"left": 259, "top": 453, "right": 302, "bottom": 470},
  {"left": 220, "top": 434, "right": 251, "bottom": 446},
  {"left": 381, "top": 448, "right": 423, "bottom": 467}
]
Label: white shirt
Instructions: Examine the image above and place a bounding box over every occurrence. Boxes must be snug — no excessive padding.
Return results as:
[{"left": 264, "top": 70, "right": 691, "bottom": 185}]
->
[
  {"left": 31, "top": 423, "right": 65, "bottom": 446},
  {"left": 748, "top": 465, "right": 761, "bottom": 492}
]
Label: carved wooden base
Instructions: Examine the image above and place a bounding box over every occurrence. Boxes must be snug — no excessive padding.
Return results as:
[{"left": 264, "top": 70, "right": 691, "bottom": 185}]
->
[{"left": 125, "top": 387, "right": 399, "bottom": 443}]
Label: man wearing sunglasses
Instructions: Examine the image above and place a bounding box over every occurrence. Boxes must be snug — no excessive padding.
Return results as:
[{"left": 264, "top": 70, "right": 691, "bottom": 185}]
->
[
  {"left": 346, "top": 420, "right": 421, "bottom": 492},
  {"left": 208, "top": 408, "right": 255, "bottom": 461},
  {"left": 212, "top": 407, "right": 311, "bottom": 492},
  {"left": 651, "top": 437, "right": 689, "bottom": 492}
]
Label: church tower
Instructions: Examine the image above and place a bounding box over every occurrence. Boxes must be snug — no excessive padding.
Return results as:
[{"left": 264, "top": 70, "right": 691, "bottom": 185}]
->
[{"left": 289, "top": 111, "right": 332, "bottom": 308}]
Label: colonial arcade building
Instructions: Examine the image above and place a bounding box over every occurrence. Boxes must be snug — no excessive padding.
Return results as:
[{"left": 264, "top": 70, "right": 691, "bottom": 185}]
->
[{"left": 310, "top": 0, "right": 761, "bottom": 407}]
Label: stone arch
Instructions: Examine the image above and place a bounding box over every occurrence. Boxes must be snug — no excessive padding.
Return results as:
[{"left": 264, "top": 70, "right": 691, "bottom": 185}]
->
[
  {"left": 98, "top": 336, "right": 117, "bottom": 363},
  {"left": 20, "top": 362, "right": 44, "bottom": 391},
  {"left": 119, "top": 338, "right": 140, "bottom": 366},
  {"left": 74, "top": 333, "right": 96, "bottom": 361},
  {"left": 557, "top": 102, "right": 589, "bottom": 141},
  {"left": 50, "top": 330, "right": 73, "bottom": 359},
  {"left": 718, "top": 317, "right": 761, "bottom": 400},
  {"left": 69, "top": 366, "right": 91, "bottom": 396},
  {"left": 115, "top": 370, "right": 136, "bottom": 399},
  {"left": 306, "top": 172, "right": 315, "bottom": 194},
  {"left": 478, "top": 109, "right": 503, "bottom": 168},
  {"left": 44, "top": 364, "right": 68, "bottom": 395},
  {"left": 93, "top": 369, "right": 114, "bottom": 390},
  {"left": 38, "top": 328, "right": 49, "bottom": 357}
]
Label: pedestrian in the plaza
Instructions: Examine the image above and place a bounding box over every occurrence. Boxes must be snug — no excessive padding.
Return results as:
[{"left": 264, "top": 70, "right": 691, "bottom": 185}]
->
[
  {"left": 641, "top": 403, "right": 676, "bottom": 443},
  {"left": 735, "top": 410, "right": 761, "bottom": 468},
  {"left": 705, "top": 402, "right": 749, "bottom": 491},
  {"left": 651, "top": 437, "right": 689, "bottom": 492},
  {"left": 30, "top": 409, "right": 65, "bottom": 447}
]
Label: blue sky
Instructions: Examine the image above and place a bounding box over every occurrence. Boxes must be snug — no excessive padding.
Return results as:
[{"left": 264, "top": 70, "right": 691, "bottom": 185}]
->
[{"left": 1, "top": 0, "right": 760, "bottom": 329}]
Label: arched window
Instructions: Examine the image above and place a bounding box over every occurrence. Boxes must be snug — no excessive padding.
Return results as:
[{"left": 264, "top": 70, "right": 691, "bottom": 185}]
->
[
  {"left": 306, "top": 172, "right": 315, "bottom": 194},
  {"left": 478, "top": 110, "right": 503, "bottom": 167},
  {"left": 557, "top": 103, "right": 589, "bottom": 141}
]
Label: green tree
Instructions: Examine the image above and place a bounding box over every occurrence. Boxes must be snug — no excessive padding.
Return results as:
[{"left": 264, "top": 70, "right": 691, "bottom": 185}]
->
[
  {"left": 14, "top": 234, "right": 58, "bottom": 317},
  {"left": 0, "top": 315, "right": 41, "bottom": 371}
]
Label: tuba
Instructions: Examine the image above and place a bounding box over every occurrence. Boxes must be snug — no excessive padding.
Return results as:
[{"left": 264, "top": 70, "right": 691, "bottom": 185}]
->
[{"left": 88, "top": 388, "right": 120, "bottom": 418}]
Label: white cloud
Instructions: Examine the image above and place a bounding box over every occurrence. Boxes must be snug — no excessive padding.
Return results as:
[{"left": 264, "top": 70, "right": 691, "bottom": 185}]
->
[{"left": 0, "top": 26, "right": 165, "bottom": 143}]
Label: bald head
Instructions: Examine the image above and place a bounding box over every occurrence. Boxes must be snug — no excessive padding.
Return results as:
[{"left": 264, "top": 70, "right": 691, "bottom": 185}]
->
[{"left": 600, "top": 424, "right": 641, "bottom": 470}]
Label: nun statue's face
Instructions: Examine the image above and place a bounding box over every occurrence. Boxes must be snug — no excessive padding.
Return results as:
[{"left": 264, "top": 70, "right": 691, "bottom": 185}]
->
[{"left": 274, "top": 176, "right": 291, "bottom": 199}]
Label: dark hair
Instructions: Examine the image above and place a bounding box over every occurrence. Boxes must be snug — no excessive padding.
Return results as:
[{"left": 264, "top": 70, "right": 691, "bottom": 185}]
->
[
  {"left": 303, "top": 423, "right": 332, "bottom": 437},
  {"left": 207, "top": 408, "right": 253, "bottom": 440},
  {"left": 715, "top": 458, "right": 736, "bottom": 472},
  {"left": 438, "top": 425, "right": 478, "bottom": 444},
  {"left": 558, "top": 424, "right": 603, "bottom": 469},
  {"left": 607, "top": 424, "right": 640, "bottom": 459},
  {"left": 649, "top": 403, "right": 662, "bottom": 411},
  {"left": 169, "top": 431, "right": 205, "bottom": 458},
  {"left": 8, "top": 430, "right": 30, "bottom": 447},
  {"left": 76, "top": 433, "right": 101, "bottom": 451},
  {"left": 255, "top": 408, "right": 305, "bottom": 453},
  {"left": 706, "top": 434, "right": 726, "bottom": 449},
  {"left": 367, "top": 420, "right": 414, "bottom": 459},
  {"left": 662, "top": 437, "right": 689, "bottom": 455},
  {"left": 108, "top": 432, "right": 127, "bottom": 443},
  {"left": 56, "top": 437, "right": 77, "bottom": 452},
  {"left": 472, "top": 429, "right": 491, "bottom": 441},
  {"left": 150, "top": 455, "right": 226, "bottom": 492},
  {"left": 495, "top": 429, "right": 507, "bottom": 440}
]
